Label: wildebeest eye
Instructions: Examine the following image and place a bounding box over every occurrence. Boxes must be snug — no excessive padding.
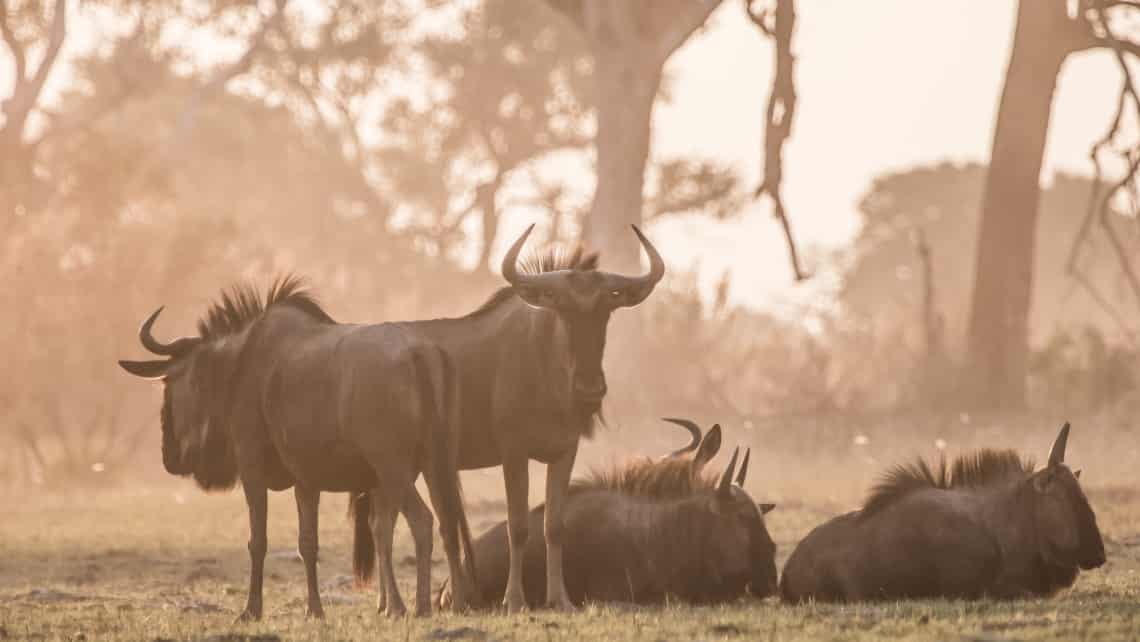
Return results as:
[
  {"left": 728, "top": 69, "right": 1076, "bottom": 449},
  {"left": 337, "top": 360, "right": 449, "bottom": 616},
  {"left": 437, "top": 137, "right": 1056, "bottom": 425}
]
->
[{"left": 610, "top": 289, "right": 622, "bottom": 298}]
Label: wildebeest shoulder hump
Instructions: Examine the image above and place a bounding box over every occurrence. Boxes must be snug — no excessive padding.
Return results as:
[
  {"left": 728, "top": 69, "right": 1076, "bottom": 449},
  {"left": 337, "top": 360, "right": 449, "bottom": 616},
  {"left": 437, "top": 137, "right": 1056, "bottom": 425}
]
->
[
  {"left": 569, "top": 457, "right": 715, "bottom": 499},
  {"left": 861, "top": 449, "right": 1035, "bottom": 519},
  {"left": 195, "top": 273, "right": 333, "bottom": 339}
]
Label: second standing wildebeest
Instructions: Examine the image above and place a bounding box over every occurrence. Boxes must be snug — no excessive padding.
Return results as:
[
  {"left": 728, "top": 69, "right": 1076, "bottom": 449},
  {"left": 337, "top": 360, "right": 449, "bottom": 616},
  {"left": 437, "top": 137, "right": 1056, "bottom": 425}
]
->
[
  {"left": 351, "top": 224, "right": 666, "bottom": 612},
  {"left": 438, "top": 418, "right": 779, "bottom": 607},
  {"left": 780, "top": 422, "right": 1105, "bottom": 602},
  {"left": 118, "top": 278, "right": 473, "bottom": 619}
]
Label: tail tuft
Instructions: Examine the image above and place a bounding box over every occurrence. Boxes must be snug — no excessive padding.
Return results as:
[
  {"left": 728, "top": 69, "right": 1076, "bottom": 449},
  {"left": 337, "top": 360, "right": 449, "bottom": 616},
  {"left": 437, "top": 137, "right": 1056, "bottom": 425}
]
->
[{"left": 349, "top": 491, "right": 375, "bottom": 587}]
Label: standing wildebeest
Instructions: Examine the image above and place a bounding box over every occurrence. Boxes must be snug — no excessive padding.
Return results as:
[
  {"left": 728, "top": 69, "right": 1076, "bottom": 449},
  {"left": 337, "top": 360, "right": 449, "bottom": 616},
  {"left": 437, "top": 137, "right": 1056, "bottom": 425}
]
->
[
  {"left": 349, "top": 223, "right": 665, "bottom": 613},
  {"left": 118, "top": 278, "right": 474, "bottom": 620},
  {"left": 780, "top": 422, "right": 1106, "bottom": 603},
  {"left": 438, "top": 418, "right": 779, "bottom": 607}
]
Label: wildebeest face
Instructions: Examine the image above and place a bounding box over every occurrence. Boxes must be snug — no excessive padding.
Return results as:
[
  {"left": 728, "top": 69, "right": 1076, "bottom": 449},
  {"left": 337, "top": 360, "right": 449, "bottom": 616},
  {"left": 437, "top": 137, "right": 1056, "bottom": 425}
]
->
[
  {"left": 500, "top": 224, "right": 665, "bottom": 412},
  {"left": 1031, "top": 465, "right": 1105, "bottom": 570},
  {"left": 118, "top": 308, "right": 226, "bottom": 480},
  {"left": 709, "top": 448, "right": 779, "bottom": 599},
  {"left": 1030, "top": 422, "right": 1105, "bottom": 571}
]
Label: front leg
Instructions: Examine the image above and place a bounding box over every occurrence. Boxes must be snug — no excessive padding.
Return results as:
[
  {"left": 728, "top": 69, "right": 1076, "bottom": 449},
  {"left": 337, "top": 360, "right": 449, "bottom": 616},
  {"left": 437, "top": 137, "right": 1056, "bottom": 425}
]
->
[
  {"left": 237, "top": 481, "right": 268, "bottom": 622},
  {"left": 294, "top": 484, "right": 324, "bottom": 619},
  {"left": 502, "top": 456, "right": 531, "bottom": 614},
  {"left": 544, "top": 444, "right": 578, "bottom": 612}
]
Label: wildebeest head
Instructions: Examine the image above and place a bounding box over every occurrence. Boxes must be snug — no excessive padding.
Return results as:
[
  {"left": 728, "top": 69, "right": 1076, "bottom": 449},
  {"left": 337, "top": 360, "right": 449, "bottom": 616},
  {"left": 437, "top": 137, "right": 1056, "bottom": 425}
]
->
[
  {"left": 118, "top": 306, "right": 241, "bottom": 488},
  {"left": 1027, "top": 422, "right": 1105, "bottom": 571},
  {"left": 500, "top": 224, "right": 664, "bottom": 413},
  {"left": 117, "top": 281, "right": 315, "bottom": 489},
  {"left": 703, "top": 447, "right": 779, "bottom": 600}
]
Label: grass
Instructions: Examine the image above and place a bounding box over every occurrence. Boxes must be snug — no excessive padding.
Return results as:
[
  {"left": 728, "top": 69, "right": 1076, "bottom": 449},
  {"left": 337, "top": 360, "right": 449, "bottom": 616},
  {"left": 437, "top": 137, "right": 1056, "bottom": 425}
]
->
[{"left": 3, "top": 413, "right": 1140, "bottom": 641}]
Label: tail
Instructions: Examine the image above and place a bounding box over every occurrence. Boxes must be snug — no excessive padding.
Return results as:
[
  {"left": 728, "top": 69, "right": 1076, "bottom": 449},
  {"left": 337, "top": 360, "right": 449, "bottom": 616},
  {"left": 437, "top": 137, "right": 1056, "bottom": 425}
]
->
[
  {"left": 415, "top": 349, "right": 478, "bottom": 598},
  {"left": 349, "top": 491, "right": 375, "bottom": 587}
]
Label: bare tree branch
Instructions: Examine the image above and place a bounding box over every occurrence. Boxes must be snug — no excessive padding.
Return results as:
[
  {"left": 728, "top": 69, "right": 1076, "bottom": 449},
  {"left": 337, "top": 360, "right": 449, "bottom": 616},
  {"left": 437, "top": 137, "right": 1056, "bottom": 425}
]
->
[
  {"left": 1, "top": 0, "right": 66, "bottom": 138},
  {"left": 654, "top": 0, "right": 725, "bottom": 62},
  {"left": 0, "top": 0, "right": 28, "bottom": 81},
  {"left": 746, "top": 0, "right": 807, "bottom": 281}
]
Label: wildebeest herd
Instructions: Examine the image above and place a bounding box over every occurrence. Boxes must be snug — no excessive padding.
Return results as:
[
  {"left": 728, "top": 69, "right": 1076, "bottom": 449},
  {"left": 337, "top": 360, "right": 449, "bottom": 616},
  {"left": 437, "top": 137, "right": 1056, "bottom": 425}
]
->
[{"left": 118, "top": 225, "right": 1106, "bottom": 620}]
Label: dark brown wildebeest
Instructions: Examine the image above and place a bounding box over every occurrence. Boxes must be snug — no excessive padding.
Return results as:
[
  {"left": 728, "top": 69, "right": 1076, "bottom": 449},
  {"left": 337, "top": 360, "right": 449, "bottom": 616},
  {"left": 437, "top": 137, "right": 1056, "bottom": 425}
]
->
[
  {"left": 118, "top": 278, "right": 473, "bottom": 620},
  {"left": 351, "top": 223, "right": 665, "bottom": 613},
  {"left": 780, "top": 422, "right": 1106, "bottom": 603},
  {"left": 437, "top": 418, "right": 779, "bottom": 608}
]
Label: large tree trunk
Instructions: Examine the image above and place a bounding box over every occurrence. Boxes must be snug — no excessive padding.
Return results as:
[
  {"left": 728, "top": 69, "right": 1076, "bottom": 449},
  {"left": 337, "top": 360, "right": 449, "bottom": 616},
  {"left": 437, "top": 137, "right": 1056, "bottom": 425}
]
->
[
  {"left": 966, "top": 1, "right": 1074, "bottom": 409},
  {"left": 586, "top": 56, "right": 661, "bottom": 272}
]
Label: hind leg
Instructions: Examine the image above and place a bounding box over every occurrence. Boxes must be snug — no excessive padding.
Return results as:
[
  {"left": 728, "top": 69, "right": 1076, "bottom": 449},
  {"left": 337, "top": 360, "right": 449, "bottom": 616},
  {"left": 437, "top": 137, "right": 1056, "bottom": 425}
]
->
[
  {"left": 424, "top": 472, "right": 471, "bottom": 612},
  {"left": 403, "top": 487, "right": 435, "bottom": 616},
  {"left": 294, "top": 484, "right": 324, "bottom": 618},
  {"left": 368, "top": 486, "right": 407, "bottom": 618}
]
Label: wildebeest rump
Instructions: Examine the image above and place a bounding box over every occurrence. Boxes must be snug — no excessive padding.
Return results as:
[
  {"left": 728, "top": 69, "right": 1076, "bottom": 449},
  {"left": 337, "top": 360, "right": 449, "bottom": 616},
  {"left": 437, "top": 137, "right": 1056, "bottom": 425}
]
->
[
  {"left": 780, "top": 422, "right": 1106, "bottom": 603},
  {"left": 118, "top": 278, "right": 474, "bottom": 619},
  {"left": 351, "top": 224, "right": 665, "bottom": 613},
  {"left": 438, "top": 418, "right": 779, "bottom": 608}
]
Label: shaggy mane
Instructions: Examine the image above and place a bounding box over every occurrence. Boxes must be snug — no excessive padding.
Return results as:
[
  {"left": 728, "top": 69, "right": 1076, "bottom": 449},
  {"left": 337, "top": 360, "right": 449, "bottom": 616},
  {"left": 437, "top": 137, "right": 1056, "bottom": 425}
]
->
[
  {"left": 464, "top": 245, "right": 600, "bottom": 319},
  {"left": 861, "top": 449, "right": 1036, "bottom": 518},
  {"left": 570, "top": 456, "right": 715, "bottom": 500},
  {"left": 196, "top": 273, "right": 333, "bottom": 340}
]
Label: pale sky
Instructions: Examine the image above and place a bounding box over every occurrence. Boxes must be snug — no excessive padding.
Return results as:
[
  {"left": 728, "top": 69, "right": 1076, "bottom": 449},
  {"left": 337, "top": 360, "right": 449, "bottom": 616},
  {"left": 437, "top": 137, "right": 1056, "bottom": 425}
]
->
[
  {"left": 4, "top": 1, "right": 1133, "bottom": 315},
  {"left": 647, "top": 0, "right": 1129, "bottom": 312}
]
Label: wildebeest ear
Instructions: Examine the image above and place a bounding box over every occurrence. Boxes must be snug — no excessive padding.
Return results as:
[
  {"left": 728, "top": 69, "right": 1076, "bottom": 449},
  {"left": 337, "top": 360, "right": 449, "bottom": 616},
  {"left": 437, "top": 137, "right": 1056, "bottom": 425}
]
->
[
  {"left": 758, "top": 503, "right": 776, "bottom": 515},
  {"left": 694, "top": 424, "right": 722, "bottom": 468},
  {"left": 1074, "top": 469, "right": 1082, "bottom": 479},
  {"left": 118, "top": 359, "right": 168, "bottom": 379}
]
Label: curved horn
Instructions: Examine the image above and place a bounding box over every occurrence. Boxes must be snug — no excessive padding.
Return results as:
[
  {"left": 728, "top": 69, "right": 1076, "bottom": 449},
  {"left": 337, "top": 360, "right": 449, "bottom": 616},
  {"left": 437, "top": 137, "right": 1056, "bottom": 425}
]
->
[
  {"left": 500, "top": 224, "right": 536, "bottom": 287},
  {"left": 603, "top": 225, "right": 666, "bottom": 308},
  {"left": 735, "top": 448, "right": 750, "bottom": 486},
  {"left": 630, "top": 224, "right": 665, "bottom": 288},
  {"left": 718, "top": 447, "right": 740, "bottom": 496},
  {"left": 1048, "top": 421, "right": 1071, "bottom": 466},
  {"left": 138, "top": 307, "right": 198, "bottom": 356},
  {"left": 662, "top": 417, "right": 702, "bottom": 458}
]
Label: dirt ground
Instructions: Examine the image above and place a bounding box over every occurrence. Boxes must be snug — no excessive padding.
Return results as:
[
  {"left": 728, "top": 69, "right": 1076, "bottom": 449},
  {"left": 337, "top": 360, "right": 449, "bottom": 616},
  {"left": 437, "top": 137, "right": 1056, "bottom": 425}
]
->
[{"left": 3, "top": 413, "right": 1139, "bottom": 641}]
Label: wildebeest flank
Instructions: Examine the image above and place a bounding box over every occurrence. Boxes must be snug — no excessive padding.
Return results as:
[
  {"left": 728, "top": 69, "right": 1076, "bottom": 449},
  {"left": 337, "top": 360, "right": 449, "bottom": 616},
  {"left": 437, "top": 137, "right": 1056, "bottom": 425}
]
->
[
  {"left": 438, "top": 419, "right": 779, "bottom": 608},
  {"left": 119, "top": 278, "right": 473, "bottom": 619},
  {"left": 780, "top": 422, "right": 1106, "bottom": 602}
]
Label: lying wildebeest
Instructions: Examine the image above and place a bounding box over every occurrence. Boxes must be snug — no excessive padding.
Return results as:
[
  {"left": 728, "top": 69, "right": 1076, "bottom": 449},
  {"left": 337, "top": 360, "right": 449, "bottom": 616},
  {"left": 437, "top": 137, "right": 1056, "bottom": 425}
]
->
[
  {"left": 780, "top": 422, "right": 1105, "bottom": 603},
  {"left": 350, "top": 224, "right": 665, "bottom": 613},
  {"left": 119, "top": 278, "right": 473, "bottom": 619},
  {"left": 438, "top": 418, "right": 779, "bottom": 608}
]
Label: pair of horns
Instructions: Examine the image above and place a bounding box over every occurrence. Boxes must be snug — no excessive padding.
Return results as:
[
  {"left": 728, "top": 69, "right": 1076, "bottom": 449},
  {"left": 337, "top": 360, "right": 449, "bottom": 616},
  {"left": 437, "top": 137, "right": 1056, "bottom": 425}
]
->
[
  {"left": 718, "top": 447, "right": 750, "bottom": 494},
  {"left": 139, "top": 307, "right": 199, "bottom": 357},
  {"left": 500, "top": 224, "right": 665, "bottom": 308}
]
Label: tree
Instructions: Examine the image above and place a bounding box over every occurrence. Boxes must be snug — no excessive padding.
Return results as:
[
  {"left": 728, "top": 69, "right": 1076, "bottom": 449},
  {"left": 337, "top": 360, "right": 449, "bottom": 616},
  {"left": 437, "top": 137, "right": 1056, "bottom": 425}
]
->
[
  {"left": 843, "top": 163, "right": 1134, "bottom": 355},
  {"left": 545, "top": 0, "right": 725, "bottom": 271},
  {"left": 375, "top": 0, "right": 593, "bottom": 272},
  {"left": 966, "top": 0, "right": 1140, "bottom": 408}
]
